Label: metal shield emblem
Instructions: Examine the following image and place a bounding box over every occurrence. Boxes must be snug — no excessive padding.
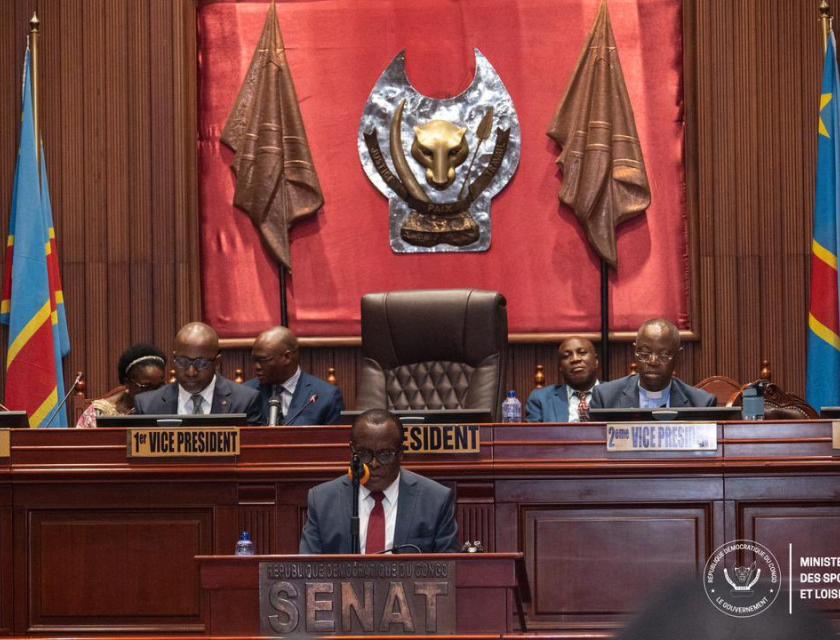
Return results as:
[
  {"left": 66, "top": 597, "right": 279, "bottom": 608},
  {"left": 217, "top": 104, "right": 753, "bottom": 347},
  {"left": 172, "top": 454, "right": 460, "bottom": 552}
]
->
[{"left": 358, "top": 49, "right": 521, "bottom": 253}]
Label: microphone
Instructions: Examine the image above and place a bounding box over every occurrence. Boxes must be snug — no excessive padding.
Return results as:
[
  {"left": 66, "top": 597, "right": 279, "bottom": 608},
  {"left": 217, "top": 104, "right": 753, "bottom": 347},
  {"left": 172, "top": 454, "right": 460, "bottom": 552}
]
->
[
  {"left": 376, "top": 544, "right": 422, "bottom": 555},
  {"left": 43, "top": 372, "right": 83, "bottom": 427},
  {"left": 284, "top": 393, "right": 318, "bottom": 426},
  {"left": 347, "top": 460, "right": 370, "bottom": 485},
  {"left": 267, "top": 396, "right": 282, "bottom": 427}
]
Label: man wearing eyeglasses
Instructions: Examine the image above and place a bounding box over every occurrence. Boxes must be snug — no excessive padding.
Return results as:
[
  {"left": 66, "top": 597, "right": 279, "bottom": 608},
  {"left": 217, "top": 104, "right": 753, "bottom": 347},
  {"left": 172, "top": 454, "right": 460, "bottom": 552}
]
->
[
  {"left": 299, "top": 409, "right": 459, "bottom": 555},
  {"left": 244, "top": 326, "right": 344, "bottom": 425},
  {"left": 590, "top": 318, "right": 716, "bottom": 409},
  {"left": 134, "top": 322, "right": 263, "bottom": 424}
]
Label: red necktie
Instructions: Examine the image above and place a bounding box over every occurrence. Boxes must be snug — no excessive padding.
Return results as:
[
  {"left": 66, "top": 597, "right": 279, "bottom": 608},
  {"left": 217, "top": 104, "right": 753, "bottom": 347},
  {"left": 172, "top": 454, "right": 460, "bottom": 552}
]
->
[
  {"left": 576, "top": 391, "right": 590, "bottom": 421},
  {"left": 366, "top": 491, "right": 385, "bottom": 554}
]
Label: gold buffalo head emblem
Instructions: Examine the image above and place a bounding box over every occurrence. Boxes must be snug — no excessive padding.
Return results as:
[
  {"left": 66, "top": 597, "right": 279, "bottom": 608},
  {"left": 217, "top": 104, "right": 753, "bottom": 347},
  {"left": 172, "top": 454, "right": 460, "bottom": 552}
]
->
[{"left": 410, "top": 120, "right": 469, "bottom": 190}]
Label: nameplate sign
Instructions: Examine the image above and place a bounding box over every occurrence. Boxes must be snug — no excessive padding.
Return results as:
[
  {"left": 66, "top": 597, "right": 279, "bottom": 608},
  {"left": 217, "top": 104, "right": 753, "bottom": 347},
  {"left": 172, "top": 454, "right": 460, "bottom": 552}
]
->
[
  {"left": 606, "top": 422, "right": 717, "bottom": 452},
  {"left": 259, "top": 559, "right": 456, "bottom": 637},
  {"left": 833, "top": 421, "right": 840, "bottom": 450},
  {"left": 402, "top": 424, "right": 480, "bottom": 455},
  {"left": 0, "top": 430, "right": 8, "bottom": 458},
  {"left": 126, "top": 427, "right": 240, "bottom": 458}
]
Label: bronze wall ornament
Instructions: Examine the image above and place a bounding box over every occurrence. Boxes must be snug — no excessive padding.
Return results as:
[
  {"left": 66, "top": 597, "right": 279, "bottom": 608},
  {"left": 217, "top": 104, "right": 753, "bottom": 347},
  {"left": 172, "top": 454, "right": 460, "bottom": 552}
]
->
[{"left": 358, "top": 49, "right": 521, "bottom": 253}]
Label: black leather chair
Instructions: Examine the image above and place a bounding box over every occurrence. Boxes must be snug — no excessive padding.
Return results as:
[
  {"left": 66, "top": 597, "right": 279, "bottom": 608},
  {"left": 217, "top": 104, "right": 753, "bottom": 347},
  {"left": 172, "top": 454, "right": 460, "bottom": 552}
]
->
[{"left": 356, "top": 289, "right": 508, "bottom": 421}]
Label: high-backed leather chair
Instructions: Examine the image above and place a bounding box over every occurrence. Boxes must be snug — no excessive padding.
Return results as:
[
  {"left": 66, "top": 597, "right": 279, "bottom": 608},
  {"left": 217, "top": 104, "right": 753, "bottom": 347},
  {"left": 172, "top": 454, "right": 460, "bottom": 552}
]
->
[{"left": 356, "top": 289, "right": 508, "bottom": 421}]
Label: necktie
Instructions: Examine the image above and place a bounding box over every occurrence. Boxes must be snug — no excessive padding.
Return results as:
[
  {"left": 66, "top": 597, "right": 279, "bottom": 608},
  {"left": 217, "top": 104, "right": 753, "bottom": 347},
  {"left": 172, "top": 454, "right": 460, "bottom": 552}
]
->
[
  {"left": 366, "top": 491, "right": 386, "bottom": 554},
  {"left": 191, "top": 394, "right": 204, "bottom": 415},
  {"left": 575, "top": 391, "right": 590, "bottom": 421}
]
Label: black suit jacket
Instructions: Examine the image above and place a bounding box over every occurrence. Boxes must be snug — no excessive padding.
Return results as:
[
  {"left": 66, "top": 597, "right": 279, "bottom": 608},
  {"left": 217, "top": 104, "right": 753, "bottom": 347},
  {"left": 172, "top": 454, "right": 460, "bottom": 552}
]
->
[
  {"left": 590, "top": 374, "right": 717, "bottom": 409},
  {"left": 133, "top": 375, "right": 264, "bottom": 425},
  {"left": 299, "top": 469, "right": 460, "bottom": 554},
  {"left": 243, "top": 371, "right": 344, "bottom": 426}
]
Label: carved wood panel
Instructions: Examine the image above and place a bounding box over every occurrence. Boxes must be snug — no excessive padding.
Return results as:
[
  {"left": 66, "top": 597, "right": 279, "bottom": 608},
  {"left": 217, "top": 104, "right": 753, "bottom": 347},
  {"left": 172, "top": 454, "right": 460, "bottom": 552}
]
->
[{"left": 27, "top": 509, "right": 211, "bottom": 633}]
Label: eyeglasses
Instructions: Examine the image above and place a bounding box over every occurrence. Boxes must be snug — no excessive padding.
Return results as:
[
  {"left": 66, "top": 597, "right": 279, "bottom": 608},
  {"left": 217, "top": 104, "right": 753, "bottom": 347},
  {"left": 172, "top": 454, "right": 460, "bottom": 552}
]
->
[
  {"left": 173, "top": 356, "right": 217, "bottom": 371},
  {"left": 634, "top": 350, "right": 677, "bottom": 364},
  {"left": 352, "top": 447, "right": 400, "bottom": 465}
]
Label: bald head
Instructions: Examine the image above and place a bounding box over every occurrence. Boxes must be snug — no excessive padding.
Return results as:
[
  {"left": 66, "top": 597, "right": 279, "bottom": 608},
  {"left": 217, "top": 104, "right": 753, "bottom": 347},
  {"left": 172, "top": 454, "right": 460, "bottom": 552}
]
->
[
  {"left": 634, "top": 318, "right": 681, "bottom": 392},
  {"left": 174, "top": 322, "right": 219, "bottom": 353},
  {"left": 251, "top": 326, "right": 300, "bottom": 386},
  {"left": 636, "top": 319, "right": 680, "bottom": 351},
  {"left": 172, "top": 322, "right": 220, "bottom": 393},
  {"left": 255, "top": 326, "right": 298, "bottom": 354}
]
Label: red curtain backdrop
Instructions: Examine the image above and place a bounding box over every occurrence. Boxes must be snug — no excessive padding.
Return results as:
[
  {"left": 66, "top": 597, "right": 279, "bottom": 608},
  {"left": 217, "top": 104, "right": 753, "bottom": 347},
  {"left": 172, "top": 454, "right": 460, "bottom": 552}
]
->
[{"left": 197, "top": 0, "right": 686, "bottom": 338}]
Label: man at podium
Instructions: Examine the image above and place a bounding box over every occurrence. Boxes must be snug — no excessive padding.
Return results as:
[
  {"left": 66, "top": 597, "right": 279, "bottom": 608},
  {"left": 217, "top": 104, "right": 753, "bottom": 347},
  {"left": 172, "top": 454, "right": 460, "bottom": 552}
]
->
[{"left": 299, "top": 409, "right": 459, "bottom": 554}]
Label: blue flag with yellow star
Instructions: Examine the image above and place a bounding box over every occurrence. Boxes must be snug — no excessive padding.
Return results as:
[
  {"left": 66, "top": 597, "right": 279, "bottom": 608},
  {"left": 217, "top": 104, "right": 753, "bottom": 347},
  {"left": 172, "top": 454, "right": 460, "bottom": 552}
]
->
[{"left": 807, "top": 32, "right": 840, "bottom": 410}]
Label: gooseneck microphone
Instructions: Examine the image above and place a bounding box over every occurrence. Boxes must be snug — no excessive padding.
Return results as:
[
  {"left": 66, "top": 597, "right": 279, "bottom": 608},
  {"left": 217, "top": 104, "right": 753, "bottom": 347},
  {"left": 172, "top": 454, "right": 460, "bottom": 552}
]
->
[
  {"left": 43, "top": 372, "right": 83, "bottom": 427},
  {"left": 376, "top": 544, "right": 422, "bottom": 555},
  {"left": 283, "top": 393, "right": 318, "bottom": 426},
  {"left": 267, "top": 396, "right": 282, "bottom": 427},
  {"left": 349, "top": 452, "right": 369, "bottom": 554}
]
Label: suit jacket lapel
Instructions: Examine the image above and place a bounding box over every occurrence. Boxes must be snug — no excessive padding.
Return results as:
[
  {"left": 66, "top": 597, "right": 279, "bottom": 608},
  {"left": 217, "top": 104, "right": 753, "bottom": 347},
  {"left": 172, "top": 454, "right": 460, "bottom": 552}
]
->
[
  {"left": 669, "top": 380, "right": 690, "bottom": 407},
  {"left": 619, "top": 376, "right": 640, "bottom": 408},
  {"left": 393, "top": 471, "right": 418, "bottom": 550},
  {"left": 553, "top": 385, "right": 570, "bottom": 421},
  {"left": 160, "top": 384, "right": 179, "bottom": 414},
  {"left": 339, "top": 476, "right": 354, "bottom": 554},
  {"left": 211, "top": 376, "right": 232, "bottom": 414},
  {"left": 285, "top": 374, "right": 312, "bottom": 425}
]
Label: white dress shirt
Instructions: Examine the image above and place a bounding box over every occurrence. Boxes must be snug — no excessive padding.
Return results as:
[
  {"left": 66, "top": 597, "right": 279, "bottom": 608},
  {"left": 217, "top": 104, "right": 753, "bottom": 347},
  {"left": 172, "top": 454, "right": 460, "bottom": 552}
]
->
[
  {"left": 275, "top": 367, "right": 302, "bottom": 417},
  {"left": 177, "top": 376, "right": 217, "bottom": 415},
  {"left": 358, "top": 473, "right": 400, "bottom": 554},
  {"left": 639, "top": 382, "right": 672, "bottom": 408}
]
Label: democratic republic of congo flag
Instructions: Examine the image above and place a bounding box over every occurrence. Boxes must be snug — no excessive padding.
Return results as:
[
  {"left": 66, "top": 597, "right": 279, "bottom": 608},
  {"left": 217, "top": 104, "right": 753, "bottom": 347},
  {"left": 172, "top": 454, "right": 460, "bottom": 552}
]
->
[
  {"left": 0, "top": 46, "right": 70, "bottom": 427},
  {"left": 807, "top": 32, "right": 840, "bottom": 411}
]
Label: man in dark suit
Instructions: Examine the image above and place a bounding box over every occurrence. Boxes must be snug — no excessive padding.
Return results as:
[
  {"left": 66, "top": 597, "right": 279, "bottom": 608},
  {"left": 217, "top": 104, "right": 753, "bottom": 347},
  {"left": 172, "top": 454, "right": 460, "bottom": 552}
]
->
[
  {"left": 245, "top": 326, "right": 343, "bottom": 426},
  {"left": 526, "top": 336, "right": 599, "bottom": 422},
  {"left": 591, "top": 318, "right": 716, "bottom": 409},
  {"left": 299, "top": 409, "right": 459, "bottom": 554},
  {"left": 134, "top": 321, "right": 263, "bottom": 425}
]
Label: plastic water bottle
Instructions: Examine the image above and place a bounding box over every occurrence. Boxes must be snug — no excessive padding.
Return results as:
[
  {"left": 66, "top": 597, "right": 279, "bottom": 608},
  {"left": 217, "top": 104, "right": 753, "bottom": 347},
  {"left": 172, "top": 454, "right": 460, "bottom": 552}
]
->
[
  {"left": 235, "top": 531, "right": 255, "bottom": 556},
  {"left": 501, "top": 390, "right": 522, "bottom": 423}
]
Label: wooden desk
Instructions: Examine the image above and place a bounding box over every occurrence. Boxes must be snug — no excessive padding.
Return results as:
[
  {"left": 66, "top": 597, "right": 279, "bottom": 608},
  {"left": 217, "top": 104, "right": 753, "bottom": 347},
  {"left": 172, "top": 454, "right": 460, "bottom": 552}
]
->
[
  {"left": 0, "top": 421, "right": 837, "bottom": 636},
  {"left": 197, "top": 553, "right": 528, "bottom": 635}
]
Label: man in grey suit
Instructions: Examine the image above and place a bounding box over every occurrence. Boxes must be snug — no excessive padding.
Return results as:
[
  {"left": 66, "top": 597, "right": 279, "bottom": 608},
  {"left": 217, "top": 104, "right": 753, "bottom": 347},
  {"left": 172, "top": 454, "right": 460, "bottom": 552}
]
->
[
  {"left": 299, "top": 409, "right": 459, "bottom": 555},
  {"left": 591, "top": 319, "right": 716, "bottom": 409},
  {"left": 134, "top": 322, "right": 263, "bottom": 425},
  {"left": 526, "top": 337, "right": 599, "bottom": 422}
]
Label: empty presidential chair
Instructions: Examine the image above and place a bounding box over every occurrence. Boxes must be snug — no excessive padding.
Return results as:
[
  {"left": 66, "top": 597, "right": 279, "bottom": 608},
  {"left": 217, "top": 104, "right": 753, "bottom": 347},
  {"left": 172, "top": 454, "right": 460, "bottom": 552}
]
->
[{"left": 356, "top": 289, "right": 508, "bottom": 421}]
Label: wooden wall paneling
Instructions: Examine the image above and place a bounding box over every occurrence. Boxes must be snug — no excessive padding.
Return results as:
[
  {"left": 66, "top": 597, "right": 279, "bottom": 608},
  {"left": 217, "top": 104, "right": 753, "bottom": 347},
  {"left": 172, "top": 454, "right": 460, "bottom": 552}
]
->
[
  {"left": 0, "top": 485, "right": 11, "bottom": 635},
  {"left": 104, "top": 0, "right": 132, "bottom": 373},
  {"left": 59, "top": 0, "right": 88, "bottom": 396},
  {"left": 127, "top": 0, "right": 154, "bottom": 351},
  {"left": 28, "top": 509, "right": 209, "bottom": 633},
  {"left": 172, "top": 0, "right": 201, "bottom": 326},
  {"left": 149, "top": 0, "right": 178, "bottom": 364},
  {"left": 82, "top": 0, "right": 110, "bottom": 399}
]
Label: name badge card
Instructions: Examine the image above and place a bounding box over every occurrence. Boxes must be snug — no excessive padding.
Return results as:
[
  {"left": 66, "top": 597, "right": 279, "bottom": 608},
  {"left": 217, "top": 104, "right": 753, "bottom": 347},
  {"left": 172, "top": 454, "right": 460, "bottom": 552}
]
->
[
  {"left": 402, "top": 424, "right": 481, "bottom": 454},
  {"left": 607, "top": 422, "right": 717, "bottom": 452},
  {"left": 260, "top": 558, "right": 456, "bottom": 637},
  {"left": 833, "top": 421, "right": 840, "bottom": 450},
  {"left": 0, "top": 430, "right": 8, "bottom": 458},
  {"left": 127, "top": 427, "right": 240, "bottom": 458}
]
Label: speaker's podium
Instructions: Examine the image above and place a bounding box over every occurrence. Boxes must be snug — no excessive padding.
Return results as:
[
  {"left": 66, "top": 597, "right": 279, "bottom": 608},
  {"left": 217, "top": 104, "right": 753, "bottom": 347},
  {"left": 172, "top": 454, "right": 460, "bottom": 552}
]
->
[{"left": 197, "top": 552, "right": 529, "bottom": 637}]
